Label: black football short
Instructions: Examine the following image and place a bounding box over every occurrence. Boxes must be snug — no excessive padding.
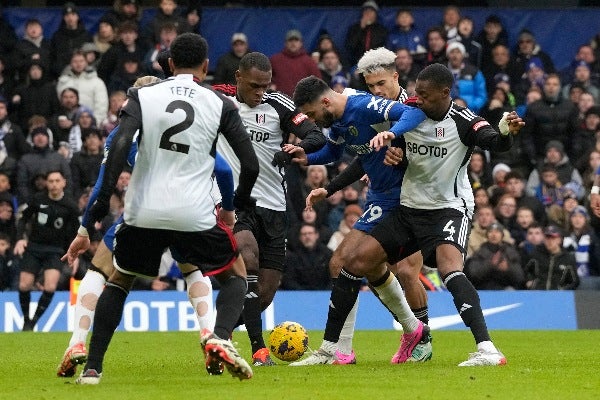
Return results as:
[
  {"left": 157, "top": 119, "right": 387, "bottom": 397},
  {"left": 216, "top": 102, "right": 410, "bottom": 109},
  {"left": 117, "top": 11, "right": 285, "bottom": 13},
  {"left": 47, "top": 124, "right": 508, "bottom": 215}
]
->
[
  {"left": 234, "top": 206, "right": 287, "bottom": 271},
  {"left": 19, "top": 242, "right": 65, "bottom": 274},
  {"left": 114, "top": 222, "right": 238, "bottom": 277},
  {"left": 369, "top": 205, "right": 471, "bottom": 267}
]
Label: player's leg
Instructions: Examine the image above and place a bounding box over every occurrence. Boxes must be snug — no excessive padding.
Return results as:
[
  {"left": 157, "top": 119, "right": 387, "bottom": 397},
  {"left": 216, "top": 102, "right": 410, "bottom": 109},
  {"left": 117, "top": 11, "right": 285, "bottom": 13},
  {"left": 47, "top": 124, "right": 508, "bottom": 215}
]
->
[
  {"left": 329, "top": 230, "right": 365, "bottom": 363},
  {"left": 354, "top": 209, "right": 430, "bottom": 364},
  {"left": 417, "top": 208, "right": 505, "bottom": 366},
  {"left": 77, "top": 225, "right": 164, "bottom": 384},
  {"left": 436, "top": 243, "right": 506, "bottom": 366},
  {"left": 178, "top": 261, "right": 222, "bottom": 375},
  {"left": 32, "top": 263, "right": 61, "bottom": 326},
  {"left": 290, "top": 230, "right": 370, "bottom": 366},
  {"left": 246, "top": 207, "right": 286, "bottom": 366},
  {"left": 18, "top": 268, "right": 36, "bottom": 331},
  {"left": 58, "top": 241, "right": 112, "bottom": 377},
  {"left": 391, "top": 251, "right": 433, "bottom": 362}
]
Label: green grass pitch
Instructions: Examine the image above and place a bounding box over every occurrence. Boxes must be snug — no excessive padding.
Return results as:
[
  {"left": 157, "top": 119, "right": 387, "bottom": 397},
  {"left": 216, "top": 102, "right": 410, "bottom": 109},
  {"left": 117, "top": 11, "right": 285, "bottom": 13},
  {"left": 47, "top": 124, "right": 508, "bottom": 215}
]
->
[{"left": 1, "top": 330, "right": 599, "bottom": 400}]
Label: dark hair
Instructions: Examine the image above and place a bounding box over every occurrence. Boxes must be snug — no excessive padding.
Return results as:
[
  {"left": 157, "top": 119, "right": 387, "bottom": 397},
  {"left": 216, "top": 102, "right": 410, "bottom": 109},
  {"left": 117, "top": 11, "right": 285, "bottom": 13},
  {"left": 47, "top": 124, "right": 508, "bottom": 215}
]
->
[
  {"left": 426, "top": 26, "right": 447, "bottom": 41},
  {"left": 293, "top": 75, "right": 330, "bottom": 107},
  {"left": 0, "top": 232, "right": 10, "bottom": 244},
  {"left": 504, "top": 171, "right": 524, "bottom": 181},
  {"left": 417, "top": 63, "right": 454, "bottom": 89},
  {"left": 300, "top": 222, "right": 317, "bottom": 232},
  {"left": 528, "top": 221, "right": 542, "bottom": 230},
  {"left": 156, "top": 49, "right": 172, "bottom": 78},
  {"left": 239, "top": 52, "right": 271, "bottom": 73},
  {"left": 45, "top": 169, "right": 65, "bottom": 179},
  {"left": 170, "top": 33, "right": 208, "bottom": 69},
  {"left": 61, "top": 87, "right": 79, "bottom": 99}
]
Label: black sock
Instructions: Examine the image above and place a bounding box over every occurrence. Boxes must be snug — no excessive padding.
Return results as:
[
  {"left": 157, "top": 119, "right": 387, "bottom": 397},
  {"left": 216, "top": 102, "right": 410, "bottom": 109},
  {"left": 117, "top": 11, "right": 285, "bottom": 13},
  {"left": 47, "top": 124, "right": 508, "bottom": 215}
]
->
[
  {"left": 412, "top": 306, "right": 429, "bottom": 325},
  {"left": 85, "top": 283, "right": 129, "bottom": 373},
  {"left": 323, "top": 268, "right": 362, "bottom": 343},
  {"left": 19, "top": 291, "right": 31, "bottom": 322},
  {"left": 214, "top": 275, "right": 247, "bottom": 340},
  {"left": 443, "top": 271, "right": 490, "bottom": 344},
  {"left": 241, "top": 274, "right": 265, "bottom": 353},
  {"left": 32, "top": 291, "right": 54, "bottom": 323}
]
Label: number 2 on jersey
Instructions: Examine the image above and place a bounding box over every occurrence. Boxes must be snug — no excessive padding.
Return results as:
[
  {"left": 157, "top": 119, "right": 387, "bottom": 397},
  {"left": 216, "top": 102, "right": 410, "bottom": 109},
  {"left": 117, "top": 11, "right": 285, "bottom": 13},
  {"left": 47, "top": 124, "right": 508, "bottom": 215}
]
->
[{"left": 160, "top": 100, "right": 193, "bottom": 154}]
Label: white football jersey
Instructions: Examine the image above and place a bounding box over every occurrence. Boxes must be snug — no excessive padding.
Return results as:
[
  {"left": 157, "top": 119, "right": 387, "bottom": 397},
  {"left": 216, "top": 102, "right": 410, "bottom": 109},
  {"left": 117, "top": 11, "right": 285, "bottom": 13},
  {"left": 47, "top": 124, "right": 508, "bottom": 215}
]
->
[
  {"left": 217, "top": 92, "right": 300, "bottom": 211},
  {"left": 123, "top": 74, "right": 244, "bottom": 231},
  {"left": 401, "top": 103, "right": 512, "bottom": 216}
]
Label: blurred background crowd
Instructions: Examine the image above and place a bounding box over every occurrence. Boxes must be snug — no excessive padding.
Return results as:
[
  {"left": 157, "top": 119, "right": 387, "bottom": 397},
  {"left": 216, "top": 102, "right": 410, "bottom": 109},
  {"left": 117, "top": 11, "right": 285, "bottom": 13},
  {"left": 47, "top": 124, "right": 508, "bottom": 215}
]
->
[{"left": 1, "top": 1, "right": 600, "bottom": 293}]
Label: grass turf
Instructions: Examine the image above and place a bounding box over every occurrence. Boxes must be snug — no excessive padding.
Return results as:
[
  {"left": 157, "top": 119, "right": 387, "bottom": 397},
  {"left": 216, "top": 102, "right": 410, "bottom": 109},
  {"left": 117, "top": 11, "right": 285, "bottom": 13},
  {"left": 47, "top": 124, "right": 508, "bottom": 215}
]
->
[{"left": 1, "top": 330, "right": 599, "bottom": 400}]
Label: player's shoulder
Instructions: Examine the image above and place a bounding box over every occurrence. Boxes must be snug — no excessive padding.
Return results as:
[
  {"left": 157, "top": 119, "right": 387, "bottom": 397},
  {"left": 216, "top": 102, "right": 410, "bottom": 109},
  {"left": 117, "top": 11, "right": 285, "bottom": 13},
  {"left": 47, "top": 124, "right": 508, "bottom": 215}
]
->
[
  {"left": 447, "top": 102, "right": 480, "bottom": 122},
  {"left": 263, "top": 90, "right": 296, "bottom": 112}
]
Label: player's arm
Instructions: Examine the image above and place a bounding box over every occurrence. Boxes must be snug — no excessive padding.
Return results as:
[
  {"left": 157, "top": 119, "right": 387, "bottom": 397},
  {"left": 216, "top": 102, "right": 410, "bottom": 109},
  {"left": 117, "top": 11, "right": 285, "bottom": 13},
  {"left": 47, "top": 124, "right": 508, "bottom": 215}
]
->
[
  {"left": 371, "top": 104, "right": 426, "bottom": 150},
  {"left": 325, "top": 157, "right": 365, "bottom": 196},
  {"left": 85, "top": 93, "right": 140, "bottom": 230},
  {"left": 218, "top": 95, "right": 259, "bottom": 209},
  {"left": 462, "top": 112, "right": 523, "bottom": 152},
  {"left": 306, "top": 139, "right": 345, "bottom": 165},
  {"left": 280, "top": 109, "right": 326, "bottom": 153},
  {"left": 213, "top": 152, "right": 234, "bottom": 211}
]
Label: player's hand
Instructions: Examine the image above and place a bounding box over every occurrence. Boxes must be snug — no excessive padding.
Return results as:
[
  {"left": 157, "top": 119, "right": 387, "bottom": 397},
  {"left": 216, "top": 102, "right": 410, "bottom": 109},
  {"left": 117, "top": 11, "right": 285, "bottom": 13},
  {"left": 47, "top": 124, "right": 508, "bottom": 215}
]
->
[
  {"left": 13, "top": 239, "right": 27, "bottom": 257},
  {"left": 305, "top": 187, "right": 328, "bottom": 211},
  {"left": 499, "top": 111, "right": 525, "bottom": 135},
  {"left": 281, "top": 144, "right": 308, "bottom": 166},
  {"left": 70, "top": 257, "right": 80, "bottom": 277},
  {"left": 360, "top": 174, "right": 370, "bottom": 185},
  {"left": 218, "top": 208, "right": 236, "bottom": 230},
  {"left": 61, "top": 234, "right": 91, "bottom": 267},
  {"left": 369, "top": 131, "right": 395, "bottom": 151},
  {"left": 591, "top": 193, "right": 600, "bottom": 217},
  {"left": 271, "top": 151, "right": 293, "bottom": 168},
  {"left": 383, "top": 146, "right": 404, "bottom": 166}
]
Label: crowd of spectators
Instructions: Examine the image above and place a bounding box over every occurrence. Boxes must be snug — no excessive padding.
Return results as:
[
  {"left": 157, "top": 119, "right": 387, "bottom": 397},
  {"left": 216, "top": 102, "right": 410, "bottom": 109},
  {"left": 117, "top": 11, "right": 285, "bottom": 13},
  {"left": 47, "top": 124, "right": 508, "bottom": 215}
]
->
[{"left": 1, "top": 1, "right": 600, "bottom": 293}]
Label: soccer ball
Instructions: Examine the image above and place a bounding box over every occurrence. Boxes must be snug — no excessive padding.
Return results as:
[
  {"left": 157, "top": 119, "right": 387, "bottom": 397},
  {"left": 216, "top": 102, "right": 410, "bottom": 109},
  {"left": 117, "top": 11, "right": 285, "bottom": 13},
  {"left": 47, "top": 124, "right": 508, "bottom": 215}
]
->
[{"left": 268, "top": 321, "right": 309, "bottom": 362}]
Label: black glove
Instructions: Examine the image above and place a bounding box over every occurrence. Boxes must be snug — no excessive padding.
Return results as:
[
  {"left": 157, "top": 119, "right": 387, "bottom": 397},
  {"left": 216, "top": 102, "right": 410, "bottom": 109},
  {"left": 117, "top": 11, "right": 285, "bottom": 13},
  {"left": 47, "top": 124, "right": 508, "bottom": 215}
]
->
[
  {"left": 271, "top": 151, "right": 292, "bottom": 168},
  {"left": 233, "top": 190, "right": 256, "bottom": 213},
  {"left": 86, "top": 198, "right": 110, "bottom": 231}
]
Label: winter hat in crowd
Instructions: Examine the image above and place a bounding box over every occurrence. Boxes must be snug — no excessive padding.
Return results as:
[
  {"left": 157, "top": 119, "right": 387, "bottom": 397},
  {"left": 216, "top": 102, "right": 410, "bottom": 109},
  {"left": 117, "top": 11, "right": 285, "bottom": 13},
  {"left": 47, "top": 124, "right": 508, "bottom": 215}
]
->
[
  {"left": 518, "top": 30, "right": 536, "bottom": 43},
  {"left": 492, "top": 163, "right": 511, "bottom": 177},
  {"left": 543, "top": 225, "right": 563, "bottom": 238},
  {"left": 486, "top": 222, "right": 505, "bottom": 235},
  {"left": 0, "top": 95, "right": 7, "bottom": 105},
  {"left": 446, "top": 41, "right": 466, "bottom": 57},
  {"left": 331, "top": 75, "right": 349, "bottom": 89},
  {"left": 545, "top": 140, "right": 565, "bottom": 156},
  {"left": 31, "top": 126, "right": 49, "bottom": 139},
  {"left": 570, "top": 205, "right": 589, "bottom": 219},
  {"left": 526, "top": 57, "right": 544, "bottom": 72},
  {"left": 63, "top": 2, "right": 78, "bottom": 15},
  {"left": 362, "top": 1, "right": 379, "bottom": 12}
]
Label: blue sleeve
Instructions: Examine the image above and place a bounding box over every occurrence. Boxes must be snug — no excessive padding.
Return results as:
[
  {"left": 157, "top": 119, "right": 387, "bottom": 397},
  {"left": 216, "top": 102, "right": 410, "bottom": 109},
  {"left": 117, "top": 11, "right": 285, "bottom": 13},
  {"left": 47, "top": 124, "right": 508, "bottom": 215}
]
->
[
  {"left": 596, "top": 165, "right": 600, "bottom": 175},
  {"left": 388, "top": 106, "right": 427, "bottom": 137},
  {"left": 80, "top": 126, "right": 117, "bottom": 228},
  {"left": 213, "top": 152, "right": 234, "bottom": 211},
  {"left": 306, "top": 140, "right": 344, "bottom": 165}
]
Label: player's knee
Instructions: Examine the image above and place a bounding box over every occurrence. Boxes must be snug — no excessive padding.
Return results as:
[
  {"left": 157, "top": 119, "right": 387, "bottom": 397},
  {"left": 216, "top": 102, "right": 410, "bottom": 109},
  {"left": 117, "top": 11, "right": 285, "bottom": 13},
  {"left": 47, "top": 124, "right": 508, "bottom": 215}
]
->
[
  {"left": 189, "top": 280, "right": 210, "bottom": 298},
  {"left": 329, "top": 253, "right": 344, "bottom": 277},
  {"left": 80, "top": 293, "right": 99, "bottom": 311}
]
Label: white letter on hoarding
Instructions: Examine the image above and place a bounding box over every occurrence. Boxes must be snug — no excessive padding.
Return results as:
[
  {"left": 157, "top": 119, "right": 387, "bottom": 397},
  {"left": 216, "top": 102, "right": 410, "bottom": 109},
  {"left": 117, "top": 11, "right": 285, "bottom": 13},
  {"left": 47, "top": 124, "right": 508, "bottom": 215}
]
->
[
  {"left": 124, "top": 301, "right": 149, "bottom": 331},
  {"left": 150, "top": 301, "right": 175, "bottom": 331}
]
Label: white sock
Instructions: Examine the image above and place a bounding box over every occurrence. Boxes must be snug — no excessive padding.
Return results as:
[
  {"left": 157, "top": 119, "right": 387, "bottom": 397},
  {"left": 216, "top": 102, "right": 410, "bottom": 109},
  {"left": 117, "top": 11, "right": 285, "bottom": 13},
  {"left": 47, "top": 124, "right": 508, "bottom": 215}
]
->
[
  {"left": 372, "top": 273, "right": 419, "bottom": 333},
  {"left": 185, "top": 270, "right": 214, "bottom": 331},
  {"left": 337, "top": 296, "right": 358, "bottom": 354},
  {"left": 320, "top": 340, "right": 337, "bottom": 355},
  {"left": 69, "top": 270, "right": 105, "bottom": 347},
  {"left": 477, "top": 340, "right": 498, "bottom": 353}
]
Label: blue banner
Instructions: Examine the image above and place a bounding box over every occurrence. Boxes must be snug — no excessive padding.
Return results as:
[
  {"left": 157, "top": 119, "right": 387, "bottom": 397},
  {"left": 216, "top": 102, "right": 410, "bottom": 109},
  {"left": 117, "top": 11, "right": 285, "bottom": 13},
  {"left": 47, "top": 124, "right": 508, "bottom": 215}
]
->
[{"left": 0, "top": 290, "right": 577, "bottom": 333}]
